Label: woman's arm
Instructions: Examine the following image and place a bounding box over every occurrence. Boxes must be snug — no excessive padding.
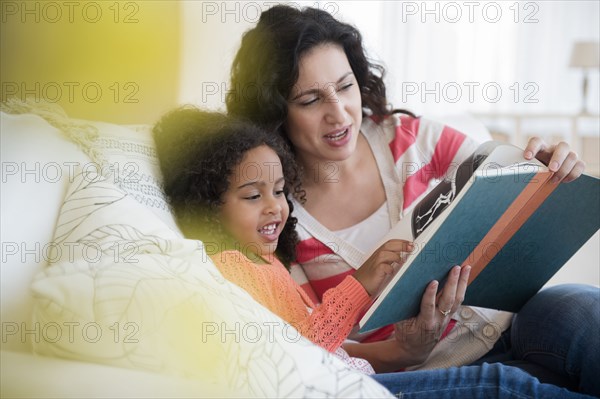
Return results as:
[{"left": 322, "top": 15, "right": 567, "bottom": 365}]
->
[
  {"left": 346, "top": 265, "right": 471, "bottom": 372},
  {"left": 343, "top": 338, "right": 427, "bottom": 373}
]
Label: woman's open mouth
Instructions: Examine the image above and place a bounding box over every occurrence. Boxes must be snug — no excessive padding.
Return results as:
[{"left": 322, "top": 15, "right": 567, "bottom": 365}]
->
[{"left": 323, "top": 126, "right": 351, "bottom": 147}]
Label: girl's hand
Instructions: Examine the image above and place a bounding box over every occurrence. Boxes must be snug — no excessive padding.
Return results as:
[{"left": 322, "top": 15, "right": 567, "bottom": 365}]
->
[
  {"left": 353, "top": 239, "right": 414, "bottom": 296},
  {"left": 524, "top": 137, "right": 585, "bottom": 183},
  {"left": 391, "top": 265, "right": 471, "bottom": 365}
]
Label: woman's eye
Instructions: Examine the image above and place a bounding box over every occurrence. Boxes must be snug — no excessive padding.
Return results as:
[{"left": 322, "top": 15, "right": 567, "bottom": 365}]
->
[{"left": 339, "top": 82, "right": 354, "bottom": 91}]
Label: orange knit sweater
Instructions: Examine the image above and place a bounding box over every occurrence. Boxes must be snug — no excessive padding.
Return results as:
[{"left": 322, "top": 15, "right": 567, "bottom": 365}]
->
[{"left": 211, "top": 250, "right": 371, "bottom": 353}]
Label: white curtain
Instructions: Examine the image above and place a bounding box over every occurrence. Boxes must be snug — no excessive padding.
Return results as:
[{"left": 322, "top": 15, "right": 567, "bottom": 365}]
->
[
  {"left": 331, "top": 1, "right": 599, "bottom": 118},
  {"left": 180, "top": 0, "right": 599, "bottom": 122}
]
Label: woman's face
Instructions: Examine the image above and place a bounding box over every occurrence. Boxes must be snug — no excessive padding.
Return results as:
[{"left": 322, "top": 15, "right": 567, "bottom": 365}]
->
[{"left": 285, "top": 43, "right": 363, "bottom": 166}]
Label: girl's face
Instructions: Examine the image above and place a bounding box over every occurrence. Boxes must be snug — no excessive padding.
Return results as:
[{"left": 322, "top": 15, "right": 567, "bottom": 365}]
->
[
  {"left": 285, "top": 43, "right": 363, "bottom": 167},
  {"left": 220, "top": 145, "right": 290, "bottom": 260}
]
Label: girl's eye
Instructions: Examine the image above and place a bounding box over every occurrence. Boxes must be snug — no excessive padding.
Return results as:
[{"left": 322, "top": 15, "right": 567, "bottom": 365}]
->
[
  {"left": 300, "top": 97, "right": 319, "bottom": 106},
  {"left": 243, "top": 194, "right": 261, "bottom": 200},
  {"left": 274, "top": 190, "right": 285, "bottom": 196}
]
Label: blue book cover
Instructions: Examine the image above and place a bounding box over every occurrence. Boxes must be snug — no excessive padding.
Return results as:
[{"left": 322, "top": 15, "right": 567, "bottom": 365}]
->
[{"left": 359, "top": 143, "right": 600, "bottom": 333}]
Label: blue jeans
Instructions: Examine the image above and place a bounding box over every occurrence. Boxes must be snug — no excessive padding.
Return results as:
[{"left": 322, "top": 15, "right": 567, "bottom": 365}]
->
[
  {"left": 372, "top": 362, "right": 593, "bottom": 398},
  {"left": 474, "top": 284, "right": 600, "bottom": 396},
  {"left": 372, "top": 284, "right": 600, "bottom": 398}
]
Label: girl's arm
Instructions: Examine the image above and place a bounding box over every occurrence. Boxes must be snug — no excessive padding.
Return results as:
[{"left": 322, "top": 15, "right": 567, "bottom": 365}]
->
[
  {"left": 290, "top": 274, "right": 371, "bottom": 352},
  {"left": 212, "top": 251, "right": 371, "bottom": 353},
  {"left": 292, "top": 239, "right": 415, "bottom": 352}
]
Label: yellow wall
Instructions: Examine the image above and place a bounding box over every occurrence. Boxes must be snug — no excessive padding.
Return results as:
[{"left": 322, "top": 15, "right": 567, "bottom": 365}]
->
[{"left": 1, "top": 0, "right": 181, "bottom": 124}]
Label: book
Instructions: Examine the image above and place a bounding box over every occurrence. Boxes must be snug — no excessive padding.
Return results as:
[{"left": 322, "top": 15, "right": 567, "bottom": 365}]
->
[{"left": 358, "top": 141, "right": 600, "bottom": 333}]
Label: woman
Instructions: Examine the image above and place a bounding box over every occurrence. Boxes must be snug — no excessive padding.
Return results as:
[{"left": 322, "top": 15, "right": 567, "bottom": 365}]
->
[{"left": 226, "top": 4, "right": 598, "bottom": 396}]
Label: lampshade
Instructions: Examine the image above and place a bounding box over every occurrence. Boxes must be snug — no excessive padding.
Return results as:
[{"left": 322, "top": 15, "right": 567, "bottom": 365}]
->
[{"left": 569, "top": 41, "right": 600, "bottom": 68}]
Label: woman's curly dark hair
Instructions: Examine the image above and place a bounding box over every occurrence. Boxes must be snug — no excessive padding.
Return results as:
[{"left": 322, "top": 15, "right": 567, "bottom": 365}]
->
[
  {"left": 152, "top": 106, "right": 300, "bottom": 268},
  {"left": 227, "top": 5, "right": 415, "bottom": 135}
]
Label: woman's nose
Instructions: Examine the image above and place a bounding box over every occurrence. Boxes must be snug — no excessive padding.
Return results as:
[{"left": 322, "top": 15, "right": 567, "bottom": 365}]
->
[{"left": 324, "top": 92, "right": 346, "bottom": 124}]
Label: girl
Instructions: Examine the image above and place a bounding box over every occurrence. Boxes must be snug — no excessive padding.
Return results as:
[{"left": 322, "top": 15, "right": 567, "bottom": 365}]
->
[
  {"left": 153, "top": 106, "right": 592, "bottom": 399},
  {"left": 152, "top": 106, "right": 417, "bottom": 371}
]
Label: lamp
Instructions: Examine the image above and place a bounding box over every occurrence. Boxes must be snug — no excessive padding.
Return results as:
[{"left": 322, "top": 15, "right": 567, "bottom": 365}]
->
[{"left": 569, "top": 41, "right": 600, "bottom": 114}]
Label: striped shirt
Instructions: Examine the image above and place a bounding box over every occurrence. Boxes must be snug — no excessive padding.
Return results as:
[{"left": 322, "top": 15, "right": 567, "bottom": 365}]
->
[{"left": 290, "top": 115, "right": 480, "bottom": 343}]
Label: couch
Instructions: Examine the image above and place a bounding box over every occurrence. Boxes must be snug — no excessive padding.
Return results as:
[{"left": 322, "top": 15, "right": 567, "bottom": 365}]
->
[
  {"left": 2, "top": 101, "right": 597, "bottom": 398},
  {"left": 0, "top": 101, "right": 397, "bottom": 398}
]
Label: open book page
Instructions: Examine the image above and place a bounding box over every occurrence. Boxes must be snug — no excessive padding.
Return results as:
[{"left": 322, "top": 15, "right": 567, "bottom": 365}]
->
[
  {"left": 359, "top": 142, "right": 554, "bottom": 330},
  {"left": 367, "top": 142, "right": 545, "bottom": 257},
  {"left": 361, "top": 163, "right": 598, "bottom": 330}
]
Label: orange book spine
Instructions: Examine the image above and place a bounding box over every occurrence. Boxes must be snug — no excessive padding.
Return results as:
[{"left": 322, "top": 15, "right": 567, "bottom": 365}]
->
[{"left": 463, "top": 171, "right": 559, "bottom": 284}]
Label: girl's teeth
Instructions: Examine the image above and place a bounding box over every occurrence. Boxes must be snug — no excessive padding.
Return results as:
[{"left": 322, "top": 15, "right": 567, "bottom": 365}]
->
[{"left": 260, "top": 224, "right": 277, "bottom": 234}]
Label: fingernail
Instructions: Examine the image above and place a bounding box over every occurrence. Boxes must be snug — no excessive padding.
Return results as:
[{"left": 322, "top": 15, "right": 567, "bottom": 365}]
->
[
  {"left": 551, "top": 174, "right": 561, "bottom": 184},
  {"left": 525, "top": 151, "right": 533, "bottom": 159},
  {"left": 550, "top": 161, "right": 559, "bottom": 171}
]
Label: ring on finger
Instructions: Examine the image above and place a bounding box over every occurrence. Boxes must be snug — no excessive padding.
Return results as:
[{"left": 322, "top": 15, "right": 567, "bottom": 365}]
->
[{"left": 437, "top": 306, "right": 452, "bottom": 317}]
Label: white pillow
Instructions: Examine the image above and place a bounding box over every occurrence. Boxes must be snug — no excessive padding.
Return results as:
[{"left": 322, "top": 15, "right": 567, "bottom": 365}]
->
[
  {"left": 31, "top": 169, "right": 392, "bottom": 398},
  {"left": 0, "top": 105, "right": 178, "bottom": 353},
  {"left": 71, "top": 119, "right": 180, "bottom": 232},
  {"left": 0, "top": 111, "right": 89, "bottom": 352},
  {"left": 3, "top": 98, "right": 179, "bottom": 232}
]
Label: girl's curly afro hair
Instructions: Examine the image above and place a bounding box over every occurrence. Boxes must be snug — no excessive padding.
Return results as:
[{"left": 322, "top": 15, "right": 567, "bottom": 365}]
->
[{"left": 153, "top": 106, "right": 300, "bottom": 267}]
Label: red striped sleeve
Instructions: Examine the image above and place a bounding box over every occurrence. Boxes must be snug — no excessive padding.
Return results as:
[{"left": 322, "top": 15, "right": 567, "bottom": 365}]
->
[
  {"left": 389, "top": 116, "right": 420, "bottom": 162},
  {"left": 403, "top": 167, "right": 434, "bottom": 210},
  {"left": 360, "top": 325, "right": 395, "bottom": 344},
  {"left": 298, "top": 281, "right": 320, "bottom": 305},
  {"left": 290, "top": 263, "right": 321, "bottom": 305},
  {"left": 357, "top": 319, "right": 456, "bottom": 346},
  {"left": 430, "top": 125, "right": 466, "bottom": 179},
  {"left": 296, "top": 237, "right": 335, "bottom": 264},
  {"left": 441, "top": 319, "right": 457, "bottom": 340},
  {"left": 310, "top": 269, "right": 355, "bottom": 302},
  {"left": 403, "top": 125, "right": 466, "bottom": 209}
]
